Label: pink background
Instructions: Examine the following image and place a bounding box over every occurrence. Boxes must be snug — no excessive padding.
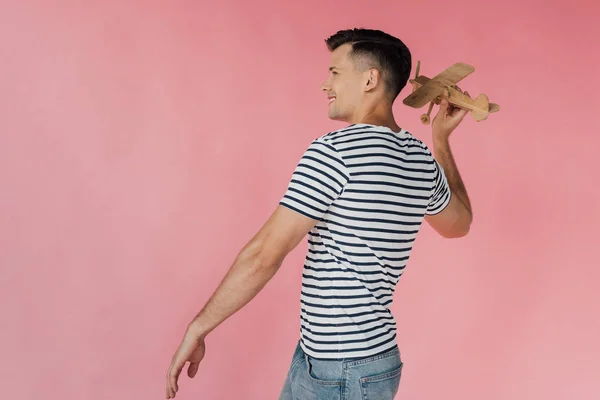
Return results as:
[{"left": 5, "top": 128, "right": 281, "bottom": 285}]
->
[{"left": 1, "top": 1, "right": 599, "bottom": 399}]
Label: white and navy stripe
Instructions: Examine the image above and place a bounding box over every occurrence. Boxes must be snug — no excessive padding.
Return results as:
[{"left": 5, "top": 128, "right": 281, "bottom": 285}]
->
[{"left": 280, "top": 123, "right": 451, "bottom": 360}]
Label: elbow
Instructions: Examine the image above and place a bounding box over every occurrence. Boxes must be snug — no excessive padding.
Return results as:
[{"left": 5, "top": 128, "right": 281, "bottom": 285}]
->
[
  {"left": 254, "top": 252, "right": 283, "bottom": 273},
  {"left": 242, "top": 239, "right": 283, "bottom": 275},
  {"left": 450, "top": 225, "right": 470, "bottom": 238},
  {"left": 444, "top": 218, "right": 472, "bottom": 239}
]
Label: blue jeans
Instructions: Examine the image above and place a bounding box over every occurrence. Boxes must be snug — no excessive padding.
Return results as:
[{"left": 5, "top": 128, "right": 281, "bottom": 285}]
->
[{"left": 279, "top": 340, "right": 403, "bottom": 400}]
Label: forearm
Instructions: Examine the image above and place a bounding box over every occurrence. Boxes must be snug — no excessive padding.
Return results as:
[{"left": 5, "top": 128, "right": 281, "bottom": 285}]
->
[
  {"left": 188, "top": 241, "right": 281, "bottom": 339},
  {"left": 432, "top": 137, "right": 472, "bottom": 216}
]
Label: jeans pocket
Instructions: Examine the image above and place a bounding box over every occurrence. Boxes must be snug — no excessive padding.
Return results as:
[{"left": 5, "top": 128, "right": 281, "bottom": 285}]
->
[
  {"left": 359, "top": 363, "right": 403, "bottom": 400},
  {"left": 295, "top": 355, "right": 342, "bottom": 400},
  {"left": 304, "top": 355, "right": 343, "bottom": 387}
]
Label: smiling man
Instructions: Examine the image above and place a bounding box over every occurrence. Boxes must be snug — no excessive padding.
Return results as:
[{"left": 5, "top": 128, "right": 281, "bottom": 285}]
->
[{"left": 165, "top": 28, "right": 473, "bottom": 400}]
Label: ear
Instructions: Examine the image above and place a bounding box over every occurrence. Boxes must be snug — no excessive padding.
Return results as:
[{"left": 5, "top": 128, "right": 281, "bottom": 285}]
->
[{"left": 364, "top": 68, "right": 380, "bottom": 92}]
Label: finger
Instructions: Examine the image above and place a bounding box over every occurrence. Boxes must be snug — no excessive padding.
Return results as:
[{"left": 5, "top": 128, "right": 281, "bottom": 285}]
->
[
  {"left": 169, "top": 362, "right": 184, "bottom": 393},
  {"left": 170, "top": 371, "right": 180, "bottom": 394},
  {"left": 166, "top": 367, "right": 171, "bottom": 398},
  {"left": 464, "top": 90, "right": 471, "bottom": 98},
  {"left": 166, "top": 367, "right": 175, "bottom": 398},
  {"left": 447, "top": 103, "right": 456, "bottom": 115},
  {"left": 167, "top": 380, "right": 175, "bottom": 398},
  {"left": 438, "top": 99, "right": 448, "bottom": 117},
  {"left": 188, "top": 362, "right": 199, "bottom": 378},
  {"left": 166, "top": 379, "right": 173, "bottom": 399},
  {"left": 455, "top": 107, "right": 468, "bottom": 120}
]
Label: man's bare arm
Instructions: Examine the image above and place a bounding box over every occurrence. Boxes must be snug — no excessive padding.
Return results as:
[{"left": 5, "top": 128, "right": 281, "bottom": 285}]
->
[
  {"left": 424, "top": 97, "right": 473, "bottom": 238},
  {"left": 424, "top": 137, "right": 473, "bottom": 238},
  {"left": 165, "top": 205, "right": 317, "bottom": 398},
  {"left": 433, "top": 137, "right": 472, "bottom": 214},
  {"left": 187, "top": 205, "right": 317, "bottom": 339}
]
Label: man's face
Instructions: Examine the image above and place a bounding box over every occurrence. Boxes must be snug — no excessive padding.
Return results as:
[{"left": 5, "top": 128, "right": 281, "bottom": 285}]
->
[{"left": 320, "top": 43, "right": 366, "bottom": 122}]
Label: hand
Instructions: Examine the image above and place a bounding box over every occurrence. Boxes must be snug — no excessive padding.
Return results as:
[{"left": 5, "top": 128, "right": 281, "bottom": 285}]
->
[
  {"left": 165, "top": 326, "right": 206, "bottom": 398},
  {"left": 432, "top": 91, "right": 470, "bottom": 140}
]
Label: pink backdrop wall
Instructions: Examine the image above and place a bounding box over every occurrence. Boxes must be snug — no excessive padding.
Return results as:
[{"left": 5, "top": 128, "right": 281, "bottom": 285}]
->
[{"left": 2, "top": 1, "right": 599, "bottom": 399}]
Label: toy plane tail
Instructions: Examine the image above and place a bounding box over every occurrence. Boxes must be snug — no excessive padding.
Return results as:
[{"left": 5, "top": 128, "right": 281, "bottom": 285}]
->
[{"left": 471, "top": 94, "right": 490, "bottom": 121}]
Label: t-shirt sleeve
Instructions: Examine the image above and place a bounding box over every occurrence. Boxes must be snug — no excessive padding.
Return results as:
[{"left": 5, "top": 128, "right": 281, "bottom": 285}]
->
[
  {"left": 426, "top": 159, "right": 452, "bottom": 215},
  {"left": 279, "top": 138, "right": 349, "bottom": 221}
]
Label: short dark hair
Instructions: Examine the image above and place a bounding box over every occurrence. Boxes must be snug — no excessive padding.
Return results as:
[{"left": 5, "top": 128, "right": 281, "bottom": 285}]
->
[{"left": 325, "top": 28, "right": 412, "bottom": 102}]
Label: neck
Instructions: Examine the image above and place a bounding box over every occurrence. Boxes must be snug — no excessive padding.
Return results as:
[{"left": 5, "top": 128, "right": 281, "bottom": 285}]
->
[{"left": 351, "top": 102, "right": 402, "bottom": 133}]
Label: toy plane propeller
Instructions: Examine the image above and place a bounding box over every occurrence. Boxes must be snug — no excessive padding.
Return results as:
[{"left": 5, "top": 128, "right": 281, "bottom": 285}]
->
[{"left": 402, "top": 61, "right": 500, "bottom": 125}]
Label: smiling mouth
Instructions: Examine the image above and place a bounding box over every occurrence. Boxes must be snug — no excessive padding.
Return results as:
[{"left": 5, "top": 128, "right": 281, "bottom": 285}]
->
[{"left": 328, "top": 97, "right": 336, "bottom": 104}]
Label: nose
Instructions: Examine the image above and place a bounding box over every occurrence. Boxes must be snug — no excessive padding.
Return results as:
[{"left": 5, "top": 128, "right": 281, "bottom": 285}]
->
[{"left": 320, "top": 79, "right": 330, "bottom": 93}]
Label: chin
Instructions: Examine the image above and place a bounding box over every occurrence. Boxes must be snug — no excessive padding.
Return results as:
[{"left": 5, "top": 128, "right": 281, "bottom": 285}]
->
[{"left": 328, "top": 112, "right": 348, "bottom": 123}]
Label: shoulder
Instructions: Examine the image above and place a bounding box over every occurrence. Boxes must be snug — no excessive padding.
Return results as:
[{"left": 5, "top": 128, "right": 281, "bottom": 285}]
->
[
  {"left": 397, "top": 128, "right": 430, "bottom": 150},
  {"left": 319, "top": 125, "right": 355, "bottom": 144},
  {"left": 303, "top": 125, "right": 353, "bottom": 152},
  {"left": 396, "top": 128, "right": 437, "bottom": 164},
  {"left": 295, "top": 129, "right": 350, "bottom": 177}
]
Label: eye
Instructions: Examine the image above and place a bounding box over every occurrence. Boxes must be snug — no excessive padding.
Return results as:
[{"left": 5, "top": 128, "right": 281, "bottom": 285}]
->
[{"left": 331, "top": 71, "right": 338, "bottom": 75}]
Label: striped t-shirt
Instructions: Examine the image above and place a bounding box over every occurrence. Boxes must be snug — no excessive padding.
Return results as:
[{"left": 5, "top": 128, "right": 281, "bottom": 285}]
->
[{"left": 279, "top": 123, "right": 452, "bottom": 360}]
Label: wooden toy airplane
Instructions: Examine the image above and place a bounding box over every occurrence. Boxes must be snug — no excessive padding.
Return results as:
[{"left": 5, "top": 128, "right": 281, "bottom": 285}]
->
[{"left": 402, "top": 61, "right": 500, "bottom": 125}]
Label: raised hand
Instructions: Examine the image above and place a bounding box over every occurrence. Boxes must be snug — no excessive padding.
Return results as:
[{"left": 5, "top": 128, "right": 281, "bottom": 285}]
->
[{"left": 432, "top": 91, "right": 470, "bottom": 140}]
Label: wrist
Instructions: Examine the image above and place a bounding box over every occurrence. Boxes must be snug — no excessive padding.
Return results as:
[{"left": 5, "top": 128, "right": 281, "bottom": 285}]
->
[
  {"left": 432, "top": 133, "right": 450, "bottom": 146},
  {"left": 187, "top": 318, "right": 210, "bottom": 340}
]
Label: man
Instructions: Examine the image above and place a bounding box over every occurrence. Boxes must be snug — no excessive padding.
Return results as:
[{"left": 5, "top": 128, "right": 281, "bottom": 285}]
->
[{"left": 165, "top": 28, "right": 473, "bottom": 399}]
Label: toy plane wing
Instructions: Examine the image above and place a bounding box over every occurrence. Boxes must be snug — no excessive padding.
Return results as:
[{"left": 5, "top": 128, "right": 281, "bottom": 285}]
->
[
  {"left": 402, "top": 81, "right": 444, "bottom": 108},
  {"left": 431, "top": 62, "right": 475, "bottom": 85}
]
